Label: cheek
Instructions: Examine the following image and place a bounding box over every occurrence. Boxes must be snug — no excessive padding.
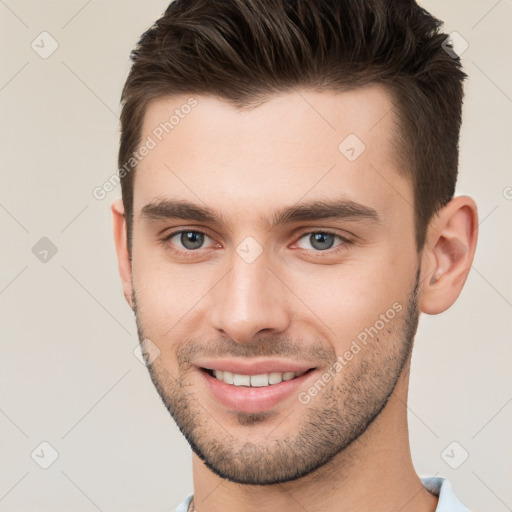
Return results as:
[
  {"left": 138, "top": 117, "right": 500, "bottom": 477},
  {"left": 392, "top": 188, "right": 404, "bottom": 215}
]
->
[
  {"left": 131, "top": 250, "right": 216, "bottom": 339},
  {"left": 285, "top": 254, "right": 414, "bottom": 350}
]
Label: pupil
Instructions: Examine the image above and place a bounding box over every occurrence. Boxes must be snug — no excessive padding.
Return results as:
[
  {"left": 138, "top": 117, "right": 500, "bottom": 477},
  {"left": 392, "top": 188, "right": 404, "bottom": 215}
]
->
[
  {"left": 311, "top": 233, "right": 334, "bottom": 250},
  {"left": 181, "top": 231, "right": 204, "bottom": 249}
]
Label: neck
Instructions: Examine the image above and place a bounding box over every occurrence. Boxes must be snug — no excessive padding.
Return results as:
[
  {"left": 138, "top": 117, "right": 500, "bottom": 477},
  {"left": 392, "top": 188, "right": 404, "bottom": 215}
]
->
[{"left": 189, "top": 366, "right": 438, "bottom": 512}]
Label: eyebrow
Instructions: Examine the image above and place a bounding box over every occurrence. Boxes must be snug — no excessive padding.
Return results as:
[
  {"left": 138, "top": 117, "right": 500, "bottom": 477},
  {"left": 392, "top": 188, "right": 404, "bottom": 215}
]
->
[{"left": 140, "top": 197, "right": 381, "bottom": 232}]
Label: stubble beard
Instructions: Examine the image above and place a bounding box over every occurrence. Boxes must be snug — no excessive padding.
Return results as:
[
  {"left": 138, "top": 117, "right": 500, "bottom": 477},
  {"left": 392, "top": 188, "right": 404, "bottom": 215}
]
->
[{"left": 132, "top": 268, "right": 421, "bottom": 485}]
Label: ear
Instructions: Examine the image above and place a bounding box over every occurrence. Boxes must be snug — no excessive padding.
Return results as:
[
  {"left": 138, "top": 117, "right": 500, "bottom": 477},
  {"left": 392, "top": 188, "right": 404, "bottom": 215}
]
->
[
  {"left": 419, "top": 195, "right": 478, "bottom": 315},
  {"left": 111, "top": 199, "right": 134, "bottom": 310}
]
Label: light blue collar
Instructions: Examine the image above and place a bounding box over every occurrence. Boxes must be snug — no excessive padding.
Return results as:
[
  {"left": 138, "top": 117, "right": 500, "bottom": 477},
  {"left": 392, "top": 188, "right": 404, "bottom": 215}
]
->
[{"left": 421, "top": 476, "right": 470, "bottom": 511}]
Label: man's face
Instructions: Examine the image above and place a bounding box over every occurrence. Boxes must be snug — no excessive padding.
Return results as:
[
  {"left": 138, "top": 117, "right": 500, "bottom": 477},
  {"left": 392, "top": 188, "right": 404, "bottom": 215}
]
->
[{"left": 128, "top": 87, "right": 421, "bottom": 484}]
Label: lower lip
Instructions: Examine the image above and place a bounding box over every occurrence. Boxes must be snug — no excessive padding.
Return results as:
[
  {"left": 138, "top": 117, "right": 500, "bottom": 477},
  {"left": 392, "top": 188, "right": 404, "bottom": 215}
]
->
[{"left": 198, "top": 368, "right": 317, "bottom": 413}]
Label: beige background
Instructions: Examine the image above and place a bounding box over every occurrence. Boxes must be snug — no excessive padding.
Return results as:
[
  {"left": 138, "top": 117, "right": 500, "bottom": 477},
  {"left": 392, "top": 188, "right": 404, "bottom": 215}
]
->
[{"left": 0, "top": 1, "right": 511, "bottom": 511}]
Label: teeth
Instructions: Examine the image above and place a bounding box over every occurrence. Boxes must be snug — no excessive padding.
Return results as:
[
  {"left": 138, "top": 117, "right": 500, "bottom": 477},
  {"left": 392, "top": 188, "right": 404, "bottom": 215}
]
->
[
  {"left": 250, "top": 374, "right": 269, "bottom": 387},
  {"left": 212, "top": 369, "right": 306, "bottom": 387},
  {"left": 233, "top": 374, "right": 251, "bottom": 386},
  {"left": 222, "top": 371, "right": 234, "bottom": 384},
  {"left": 268, "top": 372, "right": 283, "bottom": 384}
]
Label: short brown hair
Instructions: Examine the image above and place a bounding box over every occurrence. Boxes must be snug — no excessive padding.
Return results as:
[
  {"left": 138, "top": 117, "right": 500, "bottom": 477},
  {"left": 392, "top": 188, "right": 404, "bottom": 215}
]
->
[{"left": 118, "top": 0, "right": 466, "bottom": 254}]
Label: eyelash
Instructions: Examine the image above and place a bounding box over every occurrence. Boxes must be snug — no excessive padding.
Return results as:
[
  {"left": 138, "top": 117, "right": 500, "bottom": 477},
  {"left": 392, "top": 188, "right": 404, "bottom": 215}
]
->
[{"left": 161, "top": 229, "right": 352, "bottom": 259}]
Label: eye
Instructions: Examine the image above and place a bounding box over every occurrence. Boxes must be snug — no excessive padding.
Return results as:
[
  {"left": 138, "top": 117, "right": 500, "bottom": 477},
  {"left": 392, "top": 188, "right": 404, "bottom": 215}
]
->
[
  {"left": 295, "top": 231, "right": 347, "bottom": 252},
  {"left": 161, "top": 228, "right": 350, "bottom": 259},
  {"left": 163, "top": 229, "right": 215, "bottom": 253}
]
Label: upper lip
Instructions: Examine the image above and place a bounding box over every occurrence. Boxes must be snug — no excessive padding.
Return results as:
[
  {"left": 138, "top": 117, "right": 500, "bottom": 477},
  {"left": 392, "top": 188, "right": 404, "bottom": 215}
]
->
[{"left": 196, "top": 358, "right": 316, "bottom": 375}]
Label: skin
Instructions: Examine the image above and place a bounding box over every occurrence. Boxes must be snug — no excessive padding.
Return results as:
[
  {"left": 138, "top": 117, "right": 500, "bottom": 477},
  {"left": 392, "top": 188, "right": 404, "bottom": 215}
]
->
[{"left": 112, "top": 87, "right": 478, "bottom": 512}]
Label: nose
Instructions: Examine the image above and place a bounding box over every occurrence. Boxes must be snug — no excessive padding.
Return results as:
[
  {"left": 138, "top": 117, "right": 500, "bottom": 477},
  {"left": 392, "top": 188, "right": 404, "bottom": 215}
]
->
[{"left": 209, "top": 250, "right": 291, "bottom": 343}]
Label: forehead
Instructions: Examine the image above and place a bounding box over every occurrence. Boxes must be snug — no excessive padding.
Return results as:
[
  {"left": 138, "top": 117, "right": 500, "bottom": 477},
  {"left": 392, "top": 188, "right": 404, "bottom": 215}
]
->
[{"left": 133, "top": 86, "right": 412, "bottom": 227}]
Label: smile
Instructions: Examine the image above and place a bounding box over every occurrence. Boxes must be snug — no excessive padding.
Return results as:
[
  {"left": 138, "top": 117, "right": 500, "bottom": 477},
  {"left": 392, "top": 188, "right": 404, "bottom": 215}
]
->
[
  {"left": 203, "top": 368, "right": 312, "bottom": 387},
  {"left": 198, "top": 366, "right": 318, "bottom": 413}
]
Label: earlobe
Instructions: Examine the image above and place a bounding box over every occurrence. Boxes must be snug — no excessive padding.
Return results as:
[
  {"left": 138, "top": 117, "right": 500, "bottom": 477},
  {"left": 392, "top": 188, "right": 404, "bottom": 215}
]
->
[
  {"left": 419, "top": 196, "right": 478, "bottom": 315},
  {"left": 111, "top": 199, "right": 134, "bottom": 310}
]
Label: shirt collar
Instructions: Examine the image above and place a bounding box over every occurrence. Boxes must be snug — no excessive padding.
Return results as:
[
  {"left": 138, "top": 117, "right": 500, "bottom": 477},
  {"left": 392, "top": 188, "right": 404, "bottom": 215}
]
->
[{"left": 421, "top": 477, "right": 470, "bottom": 512}]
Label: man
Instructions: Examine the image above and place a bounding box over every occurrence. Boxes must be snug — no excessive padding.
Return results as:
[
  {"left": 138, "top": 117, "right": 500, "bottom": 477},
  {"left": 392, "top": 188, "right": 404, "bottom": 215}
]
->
[{"left": 112, "top": 0, "right": 478, "bottom": 510}]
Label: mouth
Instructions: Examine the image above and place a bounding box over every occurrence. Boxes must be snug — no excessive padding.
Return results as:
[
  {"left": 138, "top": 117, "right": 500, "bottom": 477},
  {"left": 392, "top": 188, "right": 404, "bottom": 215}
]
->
[
  {"left": 198, "top": 365, "right": 319, "bottom": 413},
  {"left": 200, "top": 367, "right": 316, "bottom": 387}
]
